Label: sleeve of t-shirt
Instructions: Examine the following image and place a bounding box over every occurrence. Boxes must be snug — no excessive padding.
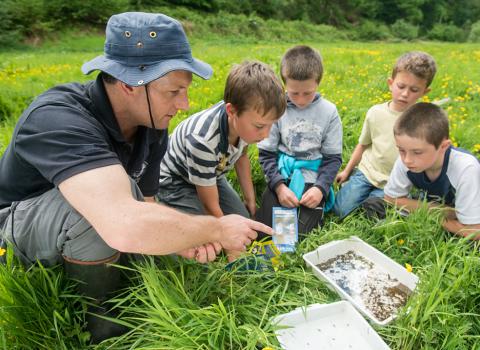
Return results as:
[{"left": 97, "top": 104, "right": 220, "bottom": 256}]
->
[
  {"left": 383, "top": 157, "right": 412, "bottom": 198},
  {"left": 450, "top": 159, "right": 480, "bottom": 225},
  {"left": 185, "top": 133, "right": 218, "bottom": 186},
  {"left": 358, "top": 109, "right": 373, "bottom": 145},
  {"left": 14, "top": 105, "right": 120, "bottom": 186},
  {"left": 136, "top": 130, "right": 168, "bottom": 197},
  {"left": 319, "top": 107, "right": 343, "bottom": 155},
  {"left": 257, "top": 121, "right": 281, "bottom": 152}
]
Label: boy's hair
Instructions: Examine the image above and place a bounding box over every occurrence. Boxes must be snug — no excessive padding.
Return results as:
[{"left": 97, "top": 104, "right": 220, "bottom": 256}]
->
[
  {"left": 280, "top": 45, "right": 323, "bottom": 83},
  {"left": 394, "top": 102, "right": 449, "bottom": 148},
  {"left": 224, "top": 61, "right": 286, "bottom": 119},
  {"left": 392, "top": 51, "right": 437, "bottom": 87}
]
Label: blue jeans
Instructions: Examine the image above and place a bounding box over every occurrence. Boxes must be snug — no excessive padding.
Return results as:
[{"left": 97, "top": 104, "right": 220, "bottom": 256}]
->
[{"left": 333, "top": 169, "right": 384, "bottom": 219}]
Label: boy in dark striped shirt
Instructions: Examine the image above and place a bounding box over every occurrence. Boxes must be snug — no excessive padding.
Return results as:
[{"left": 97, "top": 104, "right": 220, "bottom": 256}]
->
[{"left": 157, "top": 61, "right": 286, "bottom": 260}]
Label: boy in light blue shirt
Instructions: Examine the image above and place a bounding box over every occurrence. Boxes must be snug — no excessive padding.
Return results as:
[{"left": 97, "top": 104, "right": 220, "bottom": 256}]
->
[{"left": 256, "top": 45, "right": 343, "bottom": 236}]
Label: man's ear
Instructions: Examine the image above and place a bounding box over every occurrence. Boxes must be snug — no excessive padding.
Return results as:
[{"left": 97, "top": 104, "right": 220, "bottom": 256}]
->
[{"left": 119, "top": 82, "right": 136, "bottom": 96}]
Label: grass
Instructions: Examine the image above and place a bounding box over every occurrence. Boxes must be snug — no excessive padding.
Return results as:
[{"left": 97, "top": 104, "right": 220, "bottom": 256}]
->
[{"left": 1, "top": 34, "right": 480, "bottom": 349}]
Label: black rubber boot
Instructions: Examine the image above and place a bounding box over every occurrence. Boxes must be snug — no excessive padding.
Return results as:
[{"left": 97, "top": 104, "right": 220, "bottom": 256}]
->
[{"left": 64, "top": 254, "right": 129, "bottom": 344}]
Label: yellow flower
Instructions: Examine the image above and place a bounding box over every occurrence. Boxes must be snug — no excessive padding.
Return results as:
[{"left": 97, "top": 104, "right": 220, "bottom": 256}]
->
[
  {"left": 405, "top": 263, "right": 413, "bottom": 273},
  {"left": 397, "top": 239, "right": 405, "bottom": 245},
  {"left": 0, "top": 247, "right": 6, "bottom": 256}
]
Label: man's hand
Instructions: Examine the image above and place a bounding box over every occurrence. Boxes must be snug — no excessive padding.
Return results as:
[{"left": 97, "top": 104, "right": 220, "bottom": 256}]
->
[
  {"left": 336, "top": 170, "right": 350, "bottom": 185},
  {"left": 300, "top": 186, "right": 323, "bottom": 209},
  {"left": 275, "top": 183, "right": 300, "bottom": 208},
  {"left": 177, "top": 242, "right": 222, "bottom": 263},
  {"left": 218, "top": 214, "right": 272, "bottom": 251}
]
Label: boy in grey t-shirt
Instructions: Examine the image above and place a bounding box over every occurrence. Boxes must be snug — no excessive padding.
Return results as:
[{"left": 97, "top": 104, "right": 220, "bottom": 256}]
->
[{"left": 256, "top": 45, "right": 343, "bottom": 236}]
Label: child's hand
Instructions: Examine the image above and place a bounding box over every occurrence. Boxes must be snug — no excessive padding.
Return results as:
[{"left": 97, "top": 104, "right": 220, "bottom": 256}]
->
[
  {"left": 275, "top": 183, "right": 300, "bottom": 208},
  {"left": 336, "top": 170, "right": 350, "bottom": 185},
  {"left": 300, "top": 187, "right": 323, "bottom": 208},
  {"left": 244, "top": 198, "right": 257, "bottom": 218}
]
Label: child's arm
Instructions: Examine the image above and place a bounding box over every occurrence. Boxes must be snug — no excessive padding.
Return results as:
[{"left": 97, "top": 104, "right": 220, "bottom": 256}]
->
[
  {"left": 443, "top": 219, "right": 480, "bottom": 240},
  {"left": 385, "top": 195, "right": 480, "bottom": 239},
  {"left": 234, "top": 150, "right": 256, "bottom": 217},
  {"left": 258, "top": 148, "right": 284, "bottom": 190},
  {"left": 302, "top": 153, "right": 342, "bottom": 208},
  {"left": 336, "top": 144, "right": 368, "bottom": 184},
  {"left": 196, "top": 184, "right": 223, "bottom": 217},
  {"left": 384, "top": 195, "right": 425, "bottom": 212}
]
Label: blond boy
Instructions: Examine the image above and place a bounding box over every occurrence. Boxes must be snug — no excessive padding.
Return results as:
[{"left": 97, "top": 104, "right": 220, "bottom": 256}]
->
[{"left": 334, "top": 51, "right": 436, "bottom": 219}]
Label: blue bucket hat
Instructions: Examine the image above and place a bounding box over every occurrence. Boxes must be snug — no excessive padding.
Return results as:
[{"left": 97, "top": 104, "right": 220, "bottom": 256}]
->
[{"left": 82, "top": 12, "right": 213, "bottom": 86}]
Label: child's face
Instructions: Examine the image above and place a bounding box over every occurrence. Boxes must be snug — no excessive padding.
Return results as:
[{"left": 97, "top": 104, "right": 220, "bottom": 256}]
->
[
  {"left": 226, "top": 104, "right": 278, "bottom": 144},
  {"left": 388, "top": 72, "right": 430, "bottom": 112},
  {"left": 395, "top": 134, "right": 450, "bottom": 173},
  {"left": 285, "top": 78, "right": 319, "bottom": 109}
]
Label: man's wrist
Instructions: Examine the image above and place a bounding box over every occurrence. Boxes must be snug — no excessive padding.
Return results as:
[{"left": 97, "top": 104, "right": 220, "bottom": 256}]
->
[{"left": 207, "top": 216, "right": 223, "bottom": 243}]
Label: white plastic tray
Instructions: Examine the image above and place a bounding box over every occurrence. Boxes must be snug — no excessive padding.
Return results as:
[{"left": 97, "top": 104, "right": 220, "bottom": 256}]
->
[
  {"left": 273, "top": 301, "right": 390, "bottom": 350},
  {"left": 303, "top": 236, "right": 418, "bottom": 326}
]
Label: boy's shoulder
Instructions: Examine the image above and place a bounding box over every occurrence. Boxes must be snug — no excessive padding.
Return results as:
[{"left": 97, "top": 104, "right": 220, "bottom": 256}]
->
[
  {"left": 367, "top": 101, "right": 391, "bottom": 114},
  {"left": 364, "top": 102, "right": 398, "bottom": 121},
  {"left": 448, "top": 148, "right": 480, "bottom": 173},
  {"left": 176, "top": 101, "right": 224, "bottom": 132}
]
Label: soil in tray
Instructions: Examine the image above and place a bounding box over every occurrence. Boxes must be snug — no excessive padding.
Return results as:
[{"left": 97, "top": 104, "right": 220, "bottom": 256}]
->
[{"left": 316, "top": 250, "right": 412, "bottom": 321}]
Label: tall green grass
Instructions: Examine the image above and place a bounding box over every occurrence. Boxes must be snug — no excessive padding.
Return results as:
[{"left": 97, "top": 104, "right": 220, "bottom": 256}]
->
[{"left": 0, "top": 37, "right": 479, "bottom": 349}]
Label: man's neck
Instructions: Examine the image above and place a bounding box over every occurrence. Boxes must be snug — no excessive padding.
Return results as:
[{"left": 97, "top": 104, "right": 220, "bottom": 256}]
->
[{"left": 104, "top": 82, "right": 138, "bottom": 143}]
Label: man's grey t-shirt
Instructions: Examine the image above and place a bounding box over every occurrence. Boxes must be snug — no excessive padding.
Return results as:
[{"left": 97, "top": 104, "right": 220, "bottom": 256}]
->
[{"left": 0, "top": 75, "right": 167, "bottom": 209}]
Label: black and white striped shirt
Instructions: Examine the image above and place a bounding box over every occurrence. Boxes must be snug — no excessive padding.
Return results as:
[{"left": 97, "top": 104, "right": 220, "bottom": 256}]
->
[{"left": 159, "top": 101, "right": 247, "bottom": 187}]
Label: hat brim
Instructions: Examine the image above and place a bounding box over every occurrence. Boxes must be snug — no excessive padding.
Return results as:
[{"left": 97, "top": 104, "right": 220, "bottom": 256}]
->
[{"left": 81, "top": 55, "right": 213, "bottom": 86}]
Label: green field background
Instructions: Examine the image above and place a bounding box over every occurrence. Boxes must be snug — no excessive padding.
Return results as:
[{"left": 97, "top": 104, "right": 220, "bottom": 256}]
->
[{"left": 0, "top": 38, "right": 479, "bottom": 349}]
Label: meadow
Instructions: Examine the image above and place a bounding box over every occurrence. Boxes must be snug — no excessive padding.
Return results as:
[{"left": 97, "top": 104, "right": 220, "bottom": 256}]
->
[{"left": 0, "top": 36, "right": 479, "bottom": 349}]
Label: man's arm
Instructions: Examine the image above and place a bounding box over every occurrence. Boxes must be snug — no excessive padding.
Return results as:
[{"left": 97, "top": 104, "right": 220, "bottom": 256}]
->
[
  {"left": 59, "top": 165, "right": 271, "bottom": 254},
  {"left": 234, "top": 152, "right": 256, "bottom": 217}
]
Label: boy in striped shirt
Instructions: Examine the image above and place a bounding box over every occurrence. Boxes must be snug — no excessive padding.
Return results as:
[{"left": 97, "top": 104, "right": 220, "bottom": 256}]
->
[{"left": 157, "top": 61, "right": 286, "bottom": 260}]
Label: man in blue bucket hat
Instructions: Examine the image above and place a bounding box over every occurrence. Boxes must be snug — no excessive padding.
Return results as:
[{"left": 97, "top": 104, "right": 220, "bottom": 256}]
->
[{"left": 0, "top": 12, "right": 271, "bottom": 343}]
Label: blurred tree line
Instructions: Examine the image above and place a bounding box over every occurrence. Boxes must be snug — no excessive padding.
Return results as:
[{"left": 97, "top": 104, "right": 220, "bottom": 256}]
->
[{"left": 1, "top": 0, "right": 480, "bottom": 45}]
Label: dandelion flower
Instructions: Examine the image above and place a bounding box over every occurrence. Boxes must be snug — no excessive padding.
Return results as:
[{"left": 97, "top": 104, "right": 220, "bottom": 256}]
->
[
  {"left": 0, "top": 247, "right": 6, "bottom": 256},
  {"left": 405, "top": 263, "right": 413, "bottom": 273}
]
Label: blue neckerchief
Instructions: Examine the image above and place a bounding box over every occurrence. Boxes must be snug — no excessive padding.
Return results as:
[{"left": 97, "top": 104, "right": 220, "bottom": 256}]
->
[{"left": 278, "top": 152, "right": 335, "bottom": 212}]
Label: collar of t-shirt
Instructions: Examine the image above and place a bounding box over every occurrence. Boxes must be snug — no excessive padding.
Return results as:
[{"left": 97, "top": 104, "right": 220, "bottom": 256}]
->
[
  {"left": 86, "top": 75, "right": 127, "bottom": 144},
  {"left": 286, "top": 92, "right": 321, "bottom": 109},
  {"left": 406, "top": 146, "right": 454, "bottom": 205},
  {"left": 218, "top": 103, "right": 229, "bottom": 155}
]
